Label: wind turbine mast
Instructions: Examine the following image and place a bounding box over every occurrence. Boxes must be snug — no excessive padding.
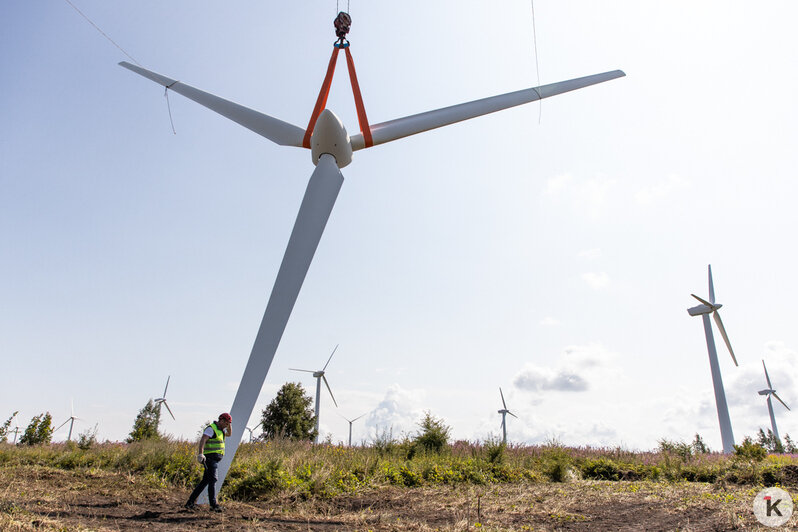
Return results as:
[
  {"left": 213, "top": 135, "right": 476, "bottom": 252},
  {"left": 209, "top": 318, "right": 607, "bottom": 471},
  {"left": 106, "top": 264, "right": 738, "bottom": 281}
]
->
[
  {"left": 687, "top": 265, "right": 738, "bottom": 454},
  {"left": 290, "top": 345, "right": 340, "bottom": 444},
  {"left": 758, "top": 359, "right": 791, "bottom": 449}
]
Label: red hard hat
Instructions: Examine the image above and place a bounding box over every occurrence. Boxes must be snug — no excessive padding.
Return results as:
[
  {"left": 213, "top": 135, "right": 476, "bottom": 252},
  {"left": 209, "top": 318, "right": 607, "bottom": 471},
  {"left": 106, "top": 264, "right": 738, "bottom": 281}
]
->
[{"left": 219, "top": 413, "right": 232, "bottom": 422}]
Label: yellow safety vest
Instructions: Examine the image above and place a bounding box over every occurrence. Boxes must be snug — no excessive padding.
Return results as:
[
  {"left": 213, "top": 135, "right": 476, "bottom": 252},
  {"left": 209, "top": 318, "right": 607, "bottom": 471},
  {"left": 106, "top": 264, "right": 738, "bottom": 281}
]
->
[{"left": 204, "top": 422, "right": 225, "bottom": 455}]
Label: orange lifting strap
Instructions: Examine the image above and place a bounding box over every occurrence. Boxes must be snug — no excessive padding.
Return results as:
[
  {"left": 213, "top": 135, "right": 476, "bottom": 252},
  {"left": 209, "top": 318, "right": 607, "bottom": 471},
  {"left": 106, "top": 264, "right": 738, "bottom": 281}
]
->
[{"left": 302, "top": 25, "right": 373, "bottom": 149}]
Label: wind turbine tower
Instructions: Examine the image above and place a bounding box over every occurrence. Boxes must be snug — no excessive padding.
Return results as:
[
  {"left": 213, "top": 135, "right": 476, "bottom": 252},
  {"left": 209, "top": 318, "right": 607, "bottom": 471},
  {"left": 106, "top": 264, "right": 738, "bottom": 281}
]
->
[
  {"left": 497, "top": 388, "right": 518, "bottom": 445},
  {"left": 154, "top": 376, "right": 176, "bottom": 421},
  {"left": 758, "top": 359, "right": 791, "bottom": 448},
  {"left": 55, "top": 400, "right": 82, "bottom": 442},
  {"left": 290, "top": 345, "right": 340, "bottom": 443},
  {"left": 687, "top": 265, "right": 738, "bottom": 454},
  {"left": 339, "top": 412, "right": 367, "bottom": 446}
]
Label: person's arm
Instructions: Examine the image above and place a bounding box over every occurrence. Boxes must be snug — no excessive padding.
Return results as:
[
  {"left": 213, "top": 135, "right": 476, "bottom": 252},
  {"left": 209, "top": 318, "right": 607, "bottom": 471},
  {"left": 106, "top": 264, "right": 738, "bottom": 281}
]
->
[
  {"left": 197, "top": 434, "right": 210, "bottom": 462},
  {"left": 224, "top": 423, "right": 232, "bottom": 438}
]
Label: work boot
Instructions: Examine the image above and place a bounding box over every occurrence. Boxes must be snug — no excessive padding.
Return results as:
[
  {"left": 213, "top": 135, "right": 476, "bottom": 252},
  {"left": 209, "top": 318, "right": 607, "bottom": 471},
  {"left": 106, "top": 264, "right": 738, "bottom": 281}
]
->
[
  {"left": 184, "top": 502, "right": 198, "bottom": 511},
  {"left": 210, "top": 505, "right": 223, "bottom": 512}
]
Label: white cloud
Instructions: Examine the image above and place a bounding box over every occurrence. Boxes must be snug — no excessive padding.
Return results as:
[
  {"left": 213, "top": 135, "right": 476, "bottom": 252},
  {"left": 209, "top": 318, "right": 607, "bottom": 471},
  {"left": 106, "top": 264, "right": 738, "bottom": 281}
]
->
[
  {"left": 581, "top": 271, "right": 610, "bottom": 290},
  {"left": 513, "top": 344, "right": 618, "bottom": 394},
  {"left": 539, "top": 316, "right": 561, "bottom": 327},
  {"left": 364, "top": 383, "right": 426, "bottom": 439},
  {"left": 578, "top": 248, "right": 602, "bottom": 260},
  {"left": 634, "top": 173, "right": 692, "bottom": 205},
  {"left": 543, "top": 174, "right": 618, "bottom": 219}
]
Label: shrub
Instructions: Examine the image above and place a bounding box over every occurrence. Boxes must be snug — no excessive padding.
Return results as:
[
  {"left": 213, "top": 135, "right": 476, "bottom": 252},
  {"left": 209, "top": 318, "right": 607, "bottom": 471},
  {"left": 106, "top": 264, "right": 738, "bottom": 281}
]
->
[
  {"left": 581, "top": 457, "right": 621, "bottom": 481},
  {"left": 412, "top": 411, "right": 450, "bottom": 455},
  {"left": 127, "top": 400, "right": 161, "bottom": 443},
  {"left": 484, "top": 437, "right": 506, "bottom": 464},
  {"left": 19, "top": 413, "right": 53, "bottom": 445},
  {"left": 261, "top": 382, "right": 317, "bottom": 441},
  {"left": 734, "top": 437, "right": 767, "bottom": 462}
]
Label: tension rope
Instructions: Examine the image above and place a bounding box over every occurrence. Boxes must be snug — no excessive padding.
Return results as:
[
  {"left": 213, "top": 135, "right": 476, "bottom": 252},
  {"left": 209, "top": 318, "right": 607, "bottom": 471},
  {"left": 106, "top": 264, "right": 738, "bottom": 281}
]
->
[{"left": 302, "top": 11, "right": 373, "bottom": 149}]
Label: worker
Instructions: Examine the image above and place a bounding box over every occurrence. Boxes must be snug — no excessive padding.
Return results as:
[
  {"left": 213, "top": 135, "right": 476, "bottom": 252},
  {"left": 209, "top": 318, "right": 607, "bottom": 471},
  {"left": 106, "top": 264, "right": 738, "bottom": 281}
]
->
[{"left": 184, "top": 412, "right": 232, "bottom": 511}]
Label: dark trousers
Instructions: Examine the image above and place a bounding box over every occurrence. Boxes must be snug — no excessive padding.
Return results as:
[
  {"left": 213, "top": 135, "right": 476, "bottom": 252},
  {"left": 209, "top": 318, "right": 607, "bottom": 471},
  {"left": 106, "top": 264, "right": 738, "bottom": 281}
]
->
[{"left": 187, "top": 453, "right": 223, "bottom": 506}]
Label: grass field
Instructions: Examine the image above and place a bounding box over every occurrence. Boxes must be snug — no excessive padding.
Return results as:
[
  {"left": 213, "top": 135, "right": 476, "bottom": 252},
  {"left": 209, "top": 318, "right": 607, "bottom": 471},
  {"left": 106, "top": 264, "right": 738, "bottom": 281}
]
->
[{"left": 2, "top": 439, "right": 798, "bottom": 530}]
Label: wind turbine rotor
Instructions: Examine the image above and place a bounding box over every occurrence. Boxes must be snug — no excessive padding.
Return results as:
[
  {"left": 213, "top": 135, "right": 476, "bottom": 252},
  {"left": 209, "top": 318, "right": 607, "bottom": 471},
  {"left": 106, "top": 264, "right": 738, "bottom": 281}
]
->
[
  {"left": 289, "top": 368, "right": 316, "bottom": 373},
  {"left": 711, "top": 311, "right": 737, "bottom": 366},
  {"left": 763, "top": 360, "right": 774, "bottom": 389},
  {"left": 708, "top": 265, "right": 716, "bottom": 304},
  {"left": 690, "top": 294, "right": 713, "bottom": 308},
  {"left": 163, "top": 376, "right": 171, "bottom": 399},
  {"left": 162, "top": 401, "right": 176, "bottom": 421},
  {"left": 322, "top": 344, "right": 339, "bottom": 372},
  {"left": 55, "top": 419, "right": 71, "bottom": 431},
  {"left": 119, "top": 62, "right": 306, "bottom": 147},
  {"left": 507, "top": 411, "right": 518, "bottom": 419},
  {"left": 499, "top": 387, "right": 507, "bottom": 410},
  {"left": 322, "top": 375, "right": 338, "bottom": 407},
  {"left": 773, "top": 392, "right": 791, "bottom": 411}
]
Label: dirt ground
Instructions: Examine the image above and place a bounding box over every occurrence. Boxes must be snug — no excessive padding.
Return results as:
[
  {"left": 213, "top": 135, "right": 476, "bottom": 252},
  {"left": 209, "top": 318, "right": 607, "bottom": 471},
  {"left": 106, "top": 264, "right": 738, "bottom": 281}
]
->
[{"left": 1, "top": 466, "right": 796, "bottom": 531}]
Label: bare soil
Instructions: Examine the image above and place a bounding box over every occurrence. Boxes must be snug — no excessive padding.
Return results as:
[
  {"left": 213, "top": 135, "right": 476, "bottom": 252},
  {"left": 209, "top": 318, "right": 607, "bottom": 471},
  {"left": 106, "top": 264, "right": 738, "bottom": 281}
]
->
[{"left": 1, "top": 466, "right": 794, "bottom": 531}]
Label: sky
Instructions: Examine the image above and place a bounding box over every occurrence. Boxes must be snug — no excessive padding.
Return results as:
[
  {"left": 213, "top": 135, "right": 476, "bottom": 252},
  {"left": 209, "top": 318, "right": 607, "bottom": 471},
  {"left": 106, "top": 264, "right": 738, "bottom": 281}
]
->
[{"left": 2, "top": 1, "right": 798, "bottom": 451}]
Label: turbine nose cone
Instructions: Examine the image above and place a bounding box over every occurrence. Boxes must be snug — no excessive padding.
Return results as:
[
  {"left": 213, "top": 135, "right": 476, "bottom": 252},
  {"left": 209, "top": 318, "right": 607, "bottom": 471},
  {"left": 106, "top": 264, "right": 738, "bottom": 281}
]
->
[{"left": 311, "top": 109, "right": 353, "bottom": 168}]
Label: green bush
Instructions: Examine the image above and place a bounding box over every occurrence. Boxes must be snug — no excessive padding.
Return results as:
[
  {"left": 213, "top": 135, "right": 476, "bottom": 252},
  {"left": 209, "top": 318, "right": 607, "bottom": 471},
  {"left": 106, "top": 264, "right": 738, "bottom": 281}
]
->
[{"left": 581, "top": 457, "right": 621, "bottom": 481}]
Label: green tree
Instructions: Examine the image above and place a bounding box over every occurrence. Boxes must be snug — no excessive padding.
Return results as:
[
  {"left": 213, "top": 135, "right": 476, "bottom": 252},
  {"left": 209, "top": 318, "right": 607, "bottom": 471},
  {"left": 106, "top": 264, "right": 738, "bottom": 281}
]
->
[
  {"left": 784, "top": 433, "right": 796, "bottom": 453},
  {"left": 412, "top": 411, "right": 451, "bottom": 454},
  {"left": 127, "top": 399, "right": 161, "bottom": 442},
  {"left": 691, "top": 433, "right": 710, "bottom": 454},
  {"left": 261, "top": 382, "right": 317, "bottom": 441},
  {"left": 0, "top": 411, "right": 18, "bottom": 443},
  {"left": 19, "top": 413, "right": 53, "bottom": 445}
]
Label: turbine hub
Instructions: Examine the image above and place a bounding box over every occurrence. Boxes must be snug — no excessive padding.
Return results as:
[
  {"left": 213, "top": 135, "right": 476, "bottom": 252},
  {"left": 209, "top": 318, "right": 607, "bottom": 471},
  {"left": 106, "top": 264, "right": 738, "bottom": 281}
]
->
[
  {"left": 313, "top": 371, "right": 324, "bottom": 378},
  {"left": 311, "top": 109, "right": 353, "bottom": 168}
]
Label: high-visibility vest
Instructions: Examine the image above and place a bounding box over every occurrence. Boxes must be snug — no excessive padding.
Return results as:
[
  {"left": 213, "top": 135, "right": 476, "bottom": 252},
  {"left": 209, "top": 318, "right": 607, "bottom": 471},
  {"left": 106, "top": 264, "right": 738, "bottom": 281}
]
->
[{"left": 204, "top": 422, "right": 225, "bottom": 455}]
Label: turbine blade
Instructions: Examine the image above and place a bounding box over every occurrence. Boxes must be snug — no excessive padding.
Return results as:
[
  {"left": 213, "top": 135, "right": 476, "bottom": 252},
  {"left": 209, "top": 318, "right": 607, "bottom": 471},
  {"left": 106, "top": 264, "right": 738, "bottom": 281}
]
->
[
  {"left": 322, "top": 344, "right": 339, "bottom": 371},
  {"left": 500, "top": 387, "right": 507, "bottom": 410},
  {"left": 55, "top": 419, "right": 70, "bottom": 431},
  {"left": 352, "top": 412, "right": 368, "bottom": 422},
  {"left": 708, "top": 265, "right": 715, "bottom": 305},
  {"left": 773, "top": 392, "right": 791, "bottom": 411},
  {"left": 322, "top": 375, "right": 338, "bottom": 407},
  {"left": 163, "top": 401, "right": 176, "bottom": 420},
  {"left": 507, "top": 411, "right": 518, "bottom": 419},
  {"left": 289, "top": 368, "right": 316, "bottom": 373},
  {"left": 349, "top": 70, "right": 625, "bottom": 150},
  {"left": 691, "top": 294, "right": 712, "bottom": 307},
  {"left": 163, "top": 375, "right": 170, "bottom": 398},
  {"left": 763, "top": 360, "right": 773, "bottom": 390},
  {"left": 206, "top": 155, "right": 344, "bottom": 502},
  {"left": 712, "top": 311, "right": 738, "bottom": 366},
  {"left": 119, "top": 62, "right": 306, "bottom": 147}
]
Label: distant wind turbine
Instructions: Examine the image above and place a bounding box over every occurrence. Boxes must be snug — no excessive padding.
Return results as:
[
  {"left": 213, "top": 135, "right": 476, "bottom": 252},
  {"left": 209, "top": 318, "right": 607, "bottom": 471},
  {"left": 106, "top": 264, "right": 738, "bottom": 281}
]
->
[
  {"left": 154, "top": 376, "right": 175, "bottom": 421},
  {"left": 55, "top": 400, "right": 82, "bottom": 442},
  {"left": 339, "top": 412, "right": 367, "bottom": 446},
  {"left": 245, "top": 426, "right": 257, "bottom": 443},
  {"left": 290, "top": 345, "right": 340, "bottom": 443},
  {"left": 11, "top": 426, "right": 20, "bottom": 445},
  {"left": 497, "top": 388, "right": 517, "bottom": 445},
  {"left": 687, "top": 264, "right": 738, "bottom": 454},
  {"left": 758, "top": 359, "right": 791, "bottom": 449}
]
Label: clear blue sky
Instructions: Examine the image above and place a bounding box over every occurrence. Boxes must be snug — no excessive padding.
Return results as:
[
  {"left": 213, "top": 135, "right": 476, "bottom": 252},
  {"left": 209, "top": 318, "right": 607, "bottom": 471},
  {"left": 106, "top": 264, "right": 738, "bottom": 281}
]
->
[{"left": 3, "top": 1, "right": 798, "bottom": 450}]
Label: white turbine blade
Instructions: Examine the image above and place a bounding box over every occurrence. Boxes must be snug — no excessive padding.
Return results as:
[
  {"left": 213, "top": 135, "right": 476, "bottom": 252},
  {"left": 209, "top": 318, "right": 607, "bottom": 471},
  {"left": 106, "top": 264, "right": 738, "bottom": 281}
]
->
[
  {"left": 349, "top": 70, "right": 625, "bottom": 150},
  {"left": 691, "top": 294, "right": 712, "bottom": 307},
  {"left": 352, "top": 412, "right": 368, "bottom": 422},
  {"left": 707, "top": 265, "right": 715, "bottom": 305},
  {"left": 507, "top": 410, "right": 518, "bottom": 419},
  {"left": 322, "top": 375, "right": 338, "bottom": 408},
  {"left": 322, "top": 344, "right": 339, "bottom": 371},
  {"left": 773, "top": 392, "right": 791, "bottom": 411},
  {"left": 712, "top": 311, "right": 738, "bottom": 366},
  {"left": 763, "top": 360, "right": 773, "bottom": 390},
  {"left": 162, "top": 401, "right": 176, "bottom": 420},
  {"left": 119, "top": 62, "right": 306, "bottom": 147},
  {"left": 55, "top": 419, "right": 70, "bottom": 431},
  {"left": 205, "top": 154, "right": 344, "bottom": 503},
  {"left": 499, "top": 387, "right": 507, "bottom": 410},
  {"left": 289, "top": 368, "right": 316, "bottom": 373},
  {"left": 163, "top": 375, "right": 171, "bottom": 398}
]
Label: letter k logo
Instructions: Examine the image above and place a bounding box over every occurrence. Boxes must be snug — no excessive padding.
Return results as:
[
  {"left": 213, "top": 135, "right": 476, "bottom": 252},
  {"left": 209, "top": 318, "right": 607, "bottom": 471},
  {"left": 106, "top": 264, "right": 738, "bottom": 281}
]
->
[{"left": 765, "top": 496, "right": 783, "bottom": 517}]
